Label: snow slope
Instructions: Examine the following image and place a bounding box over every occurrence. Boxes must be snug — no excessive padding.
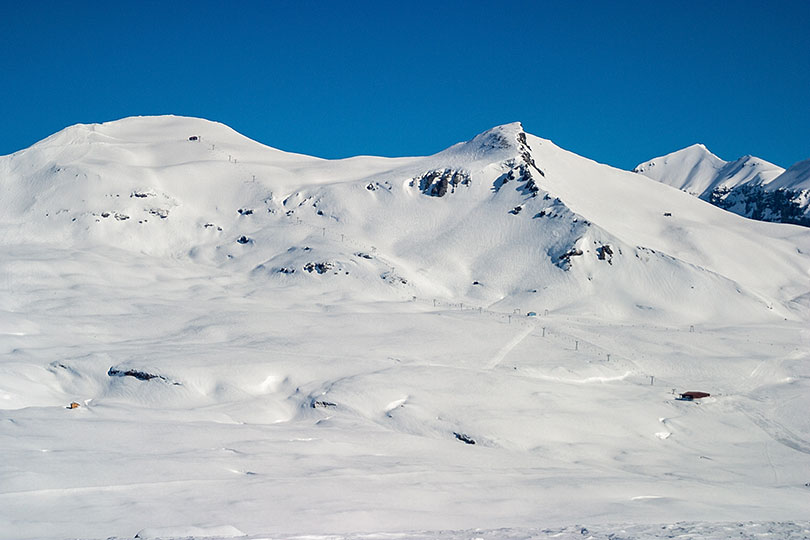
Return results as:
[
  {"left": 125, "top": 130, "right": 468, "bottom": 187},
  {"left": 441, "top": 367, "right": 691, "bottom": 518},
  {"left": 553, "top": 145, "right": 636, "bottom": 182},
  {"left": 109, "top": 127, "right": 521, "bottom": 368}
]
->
[
  {"left": 2, "top": 116, "right": 810, "bottom": 540},
  {"left": 635, "top": 145, "right": 810, "bottom": 226},
  {"left": 633, "top": 144, "right": 784, "bottom": 199}
]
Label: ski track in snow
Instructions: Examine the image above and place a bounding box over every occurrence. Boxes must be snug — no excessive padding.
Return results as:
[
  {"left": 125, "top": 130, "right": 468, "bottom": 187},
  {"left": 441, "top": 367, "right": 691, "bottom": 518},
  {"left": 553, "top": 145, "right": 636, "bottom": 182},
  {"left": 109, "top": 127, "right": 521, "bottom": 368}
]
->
[{"left": 485, "top": 323, "right": 535, "bottom": 369}]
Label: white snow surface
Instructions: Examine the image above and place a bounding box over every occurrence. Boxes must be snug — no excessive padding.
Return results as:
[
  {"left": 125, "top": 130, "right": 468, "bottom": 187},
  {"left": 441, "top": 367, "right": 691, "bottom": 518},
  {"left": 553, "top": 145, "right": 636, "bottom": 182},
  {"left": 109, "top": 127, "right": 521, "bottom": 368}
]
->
[
  {"left": 2, "top": 116, "right": 810, "bottom": 540},
  {"left": 632, "top": 144, "right": 785, "bottom": 199},
  {"left": 769, "top": 158, "right": 810, "bottom": 191}
]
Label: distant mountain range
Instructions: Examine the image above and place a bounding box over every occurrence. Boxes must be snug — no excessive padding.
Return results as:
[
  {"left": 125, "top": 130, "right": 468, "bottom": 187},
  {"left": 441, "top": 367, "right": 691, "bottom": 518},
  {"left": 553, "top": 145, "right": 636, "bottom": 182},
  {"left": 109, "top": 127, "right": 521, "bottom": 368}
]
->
[{"left": 634, "top": 144, "right": 810, "bottom": 226}]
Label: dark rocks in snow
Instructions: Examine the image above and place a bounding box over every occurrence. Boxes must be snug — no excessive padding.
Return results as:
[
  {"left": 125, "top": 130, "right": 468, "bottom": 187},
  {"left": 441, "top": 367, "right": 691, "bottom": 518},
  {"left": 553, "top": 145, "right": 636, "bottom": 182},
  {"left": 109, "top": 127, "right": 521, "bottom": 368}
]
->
[
  {"left": 559, "top": 248, "right": 584, "bottom": 261},
  {"left": 710, "top": 184, "right": 810, "bottom": 227},
  {"left": 277, "top": 267, "right": 295, "bottom": 274},
  {"left": 108, "top": 366, "right": 176, "bottom": 384},
  {"left": 311, "top": 400, "right": 337, "bottom": 409},
  {"left": 236, "top": 235, "right": 251, "bottom": 244},
  {"left": 303, "top": 262, "right": 333, "bottom": 274},
  {"left": 237, "top": 208, "right": 253, "bottom": 216},
  {"left": 101, "top": 212, "right": 110, "bottom": 218},
  {"left": 493, "top": 162, "right": 539, "bottom": 196},
  {"left": 114, "top": 213, "right": 129, "bottom": 221},
  {"left": 148, "top": 208, "right": 169, "bottom": 219},
  {"left": 354, "top": 252, "right": 373, "bottom": 260},
  {"left": 131, "top": 191, "right": 153, "bottom": 198},
  {"left": 510, "top": 206, "right": 523, "bottom": 215},
  {"left": 411, "top": 169, "right": 470, "bottom": 197},
  {"left": 596, "top": 244, "right": 614, "bottom": 264},
  {"left": 381, "top": 271, "right": 408, "bottom": 285},
  {"left": 556, "top": 247, "right": 584, "bottom": 270},
  {"left": 453, "top": 432, "right": 476, "bottom": 445}
]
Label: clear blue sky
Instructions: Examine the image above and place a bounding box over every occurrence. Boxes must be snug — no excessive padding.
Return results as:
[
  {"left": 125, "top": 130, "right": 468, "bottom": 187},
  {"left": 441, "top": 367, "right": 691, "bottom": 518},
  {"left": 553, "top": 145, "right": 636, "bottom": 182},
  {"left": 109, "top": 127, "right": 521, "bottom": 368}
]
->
[{"left": 2, "top": 1, "right": 808, "bottom": 169}]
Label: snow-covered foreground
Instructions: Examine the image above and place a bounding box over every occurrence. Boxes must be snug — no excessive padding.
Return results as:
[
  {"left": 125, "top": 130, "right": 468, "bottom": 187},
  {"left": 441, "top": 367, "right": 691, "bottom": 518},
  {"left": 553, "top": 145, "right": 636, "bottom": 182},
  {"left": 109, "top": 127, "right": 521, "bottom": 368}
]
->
[
  {"left": 3, "top": 245, "right": 809, "bottom": 539},
  {"left": 1, "top": 117, "right": 810, "bottom": 539}
]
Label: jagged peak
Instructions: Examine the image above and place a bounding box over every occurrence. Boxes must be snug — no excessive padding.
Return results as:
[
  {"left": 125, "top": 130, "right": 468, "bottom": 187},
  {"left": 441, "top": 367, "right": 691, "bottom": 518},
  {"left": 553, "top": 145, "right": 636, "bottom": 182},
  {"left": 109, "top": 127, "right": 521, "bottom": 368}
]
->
[
  {"left": 468, "top": 122, "right": 526, "bottom": 150},
  {"left": 437, "top": 122, "right": 530, "bottom": 164}
]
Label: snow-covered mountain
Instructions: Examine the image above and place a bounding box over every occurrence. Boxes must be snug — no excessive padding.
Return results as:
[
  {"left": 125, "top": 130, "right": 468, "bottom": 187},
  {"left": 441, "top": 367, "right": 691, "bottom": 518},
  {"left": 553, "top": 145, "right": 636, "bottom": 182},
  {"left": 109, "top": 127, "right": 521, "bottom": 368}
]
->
[
  {"left": 3, "top": 116, "right": 809, "bottom": 321},
  {"left": 634, "top": 145, "right": 810, "bottom": 226},
  {"left": 2, "top": 117, "right": 810, "bottom": 540}
]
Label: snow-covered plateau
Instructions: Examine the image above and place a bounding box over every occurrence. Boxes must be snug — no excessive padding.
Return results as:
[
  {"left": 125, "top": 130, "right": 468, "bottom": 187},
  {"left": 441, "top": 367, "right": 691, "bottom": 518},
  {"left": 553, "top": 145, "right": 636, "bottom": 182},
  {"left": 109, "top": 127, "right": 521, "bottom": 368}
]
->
[{"left": 1, "top": 116, "right": 809, "bottom": 540}]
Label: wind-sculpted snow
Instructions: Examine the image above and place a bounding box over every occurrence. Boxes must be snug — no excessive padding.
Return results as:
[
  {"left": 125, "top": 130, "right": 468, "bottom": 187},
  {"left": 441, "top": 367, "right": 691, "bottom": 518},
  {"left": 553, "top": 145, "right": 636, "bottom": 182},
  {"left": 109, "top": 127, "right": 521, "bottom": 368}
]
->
[{"left": 1, "top": 116, "right": 810, "bottom": 539}]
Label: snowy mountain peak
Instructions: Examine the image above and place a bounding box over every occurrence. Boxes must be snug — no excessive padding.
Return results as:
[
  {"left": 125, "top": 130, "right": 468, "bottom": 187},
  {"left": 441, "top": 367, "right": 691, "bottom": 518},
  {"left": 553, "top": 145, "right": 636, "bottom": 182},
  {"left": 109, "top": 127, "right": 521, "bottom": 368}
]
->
[
  {"left": 634, "top": 143, "right": 784, "bottom": 200},
  {"left": 632, "top": 144, "right": 725, "bottom": 194},
  {"left": 440, "top": 122, "right": 530, "bottom": 162},
  {"left": 632, "top": 142, "right": 810, "bottom": 226},
  {"left": 769, "top": 158, "right": 810, "bottom": 191}
]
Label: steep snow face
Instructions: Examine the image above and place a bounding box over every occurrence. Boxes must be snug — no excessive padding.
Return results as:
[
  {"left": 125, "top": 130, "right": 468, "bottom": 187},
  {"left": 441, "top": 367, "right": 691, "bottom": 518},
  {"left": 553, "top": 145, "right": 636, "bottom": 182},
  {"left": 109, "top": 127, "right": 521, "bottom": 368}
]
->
[
  {"left": 633, "top": 145, "right": 783, "bottom": 199},
  {"left": 769, "top": 158, "right": 810, "bottom": 191}
]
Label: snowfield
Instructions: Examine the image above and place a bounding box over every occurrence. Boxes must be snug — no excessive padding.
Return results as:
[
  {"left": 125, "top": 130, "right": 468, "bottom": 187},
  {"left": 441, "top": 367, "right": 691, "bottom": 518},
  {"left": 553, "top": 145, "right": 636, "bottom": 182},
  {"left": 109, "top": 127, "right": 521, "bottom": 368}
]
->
[{"left": 1, "top": 116, "right": 809, "bottom": 540}]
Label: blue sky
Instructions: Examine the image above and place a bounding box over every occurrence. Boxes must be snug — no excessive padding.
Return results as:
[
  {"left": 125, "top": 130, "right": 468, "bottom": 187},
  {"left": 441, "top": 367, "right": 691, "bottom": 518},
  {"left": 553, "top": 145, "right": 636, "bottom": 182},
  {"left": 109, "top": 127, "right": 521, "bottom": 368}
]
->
[{"left": 2, "top": 1, "right": 808, "bottom": 169}]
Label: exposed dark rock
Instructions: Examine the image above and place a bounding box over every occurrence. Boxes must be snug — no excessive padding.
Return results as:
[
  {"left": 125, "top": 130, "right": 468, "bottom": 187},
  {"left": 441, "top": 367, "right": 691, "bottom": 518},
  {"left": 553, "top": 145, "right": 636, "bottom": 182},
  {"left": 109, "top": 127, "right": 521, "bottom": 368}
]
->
[
  {"left": 311, "top": 400, "right": 337, "bottom": 409},
  {"left": 238, "top": 208, "right": 253, "bottom": 215},
  {"left": 411, "top": 169, "right": 470, "bottom": 197},
  {"left": 510, "top": 206, "right": 523, "bottom": 215},
  {"left": 559, "top": 248, "right": 584, "bottom": 261},
  {"left": 710, "top": 184, "right": 809, "bottom": 227},
  {"left": 303, "top": 262, "right": 333, "bottom": 274},
  {"left": 148, "top": 208, "right": 169, "bottom": 219},
  {"left": 236, "top": 235, "right": 251, "bottom": 244},
  {"left": 453, "top": 432, "right": 476, "bottom": 445},
  {"left": 107, "top": 366, "right": 177, "bottom": 384},
  {"left": 596, "top": 244, "right": 614, "bottom": 264},
  {"left": 354, "top": 252, "right": 373, "bottom": 259},
  {"left": 381, "top": 271, "right": 407, "bottom": 285},
  {"left": 556, "top": 247, "right": 585, "bottom": 270},
  {"left": 278, "top": 267, "right": 295, "bottom": 274}
]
